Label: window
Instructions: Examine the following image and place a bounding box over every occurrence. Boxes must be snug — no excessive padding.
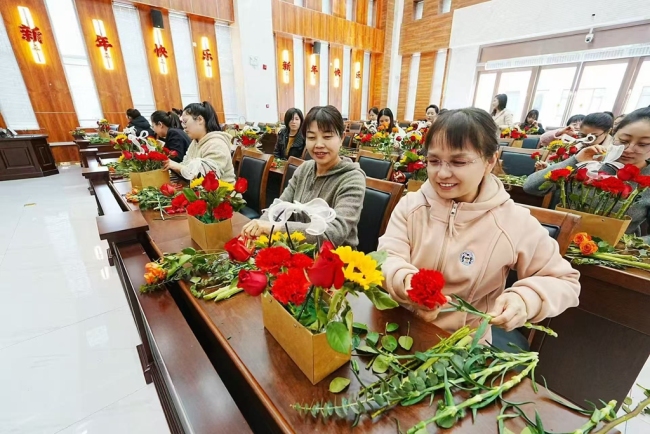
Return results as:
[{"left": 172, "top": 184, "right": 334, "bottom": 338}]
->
[
  {"left": 319, "top": 42, "right": 330, "bottom": 105},
  {"left": 625, "top": 60, "right": 650, "bottom": 113},
  {"left": 440, "top": 0, "right": 452, "bottom": 14},
  {"left": 215, "top": 24, "right": 239, "bottom": 123},
  {"left": 45, "top": 0, "right": 103, "bottom": 127},
  {"left": 341, "top": 47, "right": 352, "bottom": 119},
  {"left": 367, "top": 0, "right": 375, "bottom": 26},
  {"left": 474, "top": 72, "right": 497, "bottom": 113},
  {"left": 405, "top": 54, "right": 420, "bottom": 121},
  {"left": 532, "top": 66, "right": 577, "bottom": 127},
  {"left": 0, "top": 12, "right": 39, "bottom": 130},
  {"left": 570, "top": 61, "right": 627, "bottom": 116},
  {"left": 346, "top": 0, "right": 355, "bottom": 21},
  {"left": 294, "top": 0, "right": 304, "bottom": 6},
  {"left": 169, "top": 13, "right": 200, "bottom": 108},
  {"left": 360, "top": 52, "right": 371, "bottom": 119},
  {"left": 322, "top": 0, "right": 332, "bottom": 14},
  {"left": 414, "top": 1, "right": 424, "bottom": 20},
  {"left": 497, "top": 69, "right": 532, "bottom": 122}
]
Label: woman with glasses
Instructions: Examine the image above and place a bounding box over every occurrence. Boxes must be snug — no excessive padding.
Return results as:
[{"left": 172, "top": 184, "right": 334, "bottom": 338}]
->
[
  {"left": 524, "top": 107, "right": 650, "bottom": 240},
  {"left": 378, "top": 108, "right": 579, "bottom": 343},
  {"left": 163, "top": 101, "right": 236, "bottom": 183}
]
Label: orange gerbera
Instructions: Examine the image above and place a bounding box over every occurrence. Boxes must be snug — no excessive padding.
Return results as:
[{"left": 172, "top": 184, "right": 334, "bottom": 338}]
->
[
  {"left": 579, "top": 240, "right": 599, "bottom": 256},
  {"left": 572, "top": 232, "right": 592, "bottom": 245}
]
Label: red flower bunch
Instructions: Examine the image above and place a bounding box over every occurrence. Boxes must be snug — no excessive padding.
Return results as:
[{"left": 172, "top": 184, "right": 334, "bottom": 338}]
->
[
  {"left": 510, "top": 129, "right": 527, "bottom": 140},
  {"left": 241, "top": 135, "right": 256, "bottom": 146},
  {"left": 255, "top": 246, "right": 292, "bottom": 274},
  {"left": 359, "top": 133, "right": 372, "bottom": 143},
  {"left": 617, "top": 164, "right": 641, "bottom": 182},
  {"left": 160, "top": 183, "right": 176, "bottom": 197},
  {"left": 271, "top": 268, "right": 310, "bottom": 305},
  {"left": 213, "top": 201, "right": 233, "bottom": 220},
  {"left": 225, "top": 237, "right": 253, "bottom": 262},
  {"left": 148, "top": 151, "right": 168, "bottom": 162},
  {"left": 407, "top": 160, "right": 426, "bottom": 173},
  {"left": 182, "top": 171, "right": 248, "bottom": 223},
  {"left": 308, "top": 242, "right": 344, "bottom": 289},
  {"left": 135, "top": 153, "right": 149, "bottom": 162},
  {"left": 407, "top": 269, "right": 447, "bottom": 309}
]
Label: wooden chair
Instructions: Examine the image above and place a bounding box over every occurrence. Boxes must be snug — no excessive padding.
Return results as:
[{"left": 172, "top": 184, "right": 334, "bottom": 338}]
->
[
  {"left": 280, "top": 157, "right": 305, "bottom": 194},
  {"left": 259, "top": 132, "right": 277, "bottom": 155},
  {"left": 517, "top": 204, "right": 581, "bottom": 255},
  {"left": 301, "top": 147, "right": 312, "bottom": 161},
  {"left": 357, "top": 178, "right": 404, "bottom": 253},
  {"left": 348, "top": 122, "right": 362, "bottom": 134},
  {"left": 344, "top": 132, "right": 358, "bottom": 149},
  {"left": 498, "top": 147, "right": 548, "bottom": 177},
  {"left": 357, "top": 150, "right": 394, "bottom": 180},
  {"left": 231, "top": 145, "right": 244, "bottom": 171},
  {"left": 237, "top": 150, "right": 274, "bottom": 219},
  {"left": 499, "top": 138, "right": 514, "bottom": 147}
]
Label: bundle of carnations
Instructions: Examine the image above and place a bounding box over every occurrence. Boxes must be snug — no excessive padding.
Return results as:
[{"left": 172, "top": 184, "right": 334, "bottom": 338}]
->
[
  {"left": 500, "top": 126, "right": 527, "bottom": 140},
  {"left": 97, "top": 118, "right": 111, "bottom": 138},
  {"left": 566, "top": 232, "right": 650, "bottom": 272},
  {"left": 182, "top": 171, "right": 248, "bottom": 250},
  {"left": 112, "top": 134, "right": 176, "bottom": 189},
  {"left": 544, "top": 140, "right": 579, "bottom": 164},
  {"left": 392, "top": 150, "right": 427, "bottom": 191},
  {"left": 540, "top": 164, "right": 650, "bottom": 244}
]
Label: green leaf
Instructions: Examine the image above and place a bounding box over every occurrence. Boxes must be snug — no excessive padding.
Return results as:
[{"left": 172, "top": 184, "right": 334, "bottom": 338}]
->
[
  {"left": 366, "top": 331, "right": 379, "bottom": 346},
  {"left": 372, "top": 355, "right": 390, "bottom": 373},
  {"left": 183, "top": 188, "right": 198, "bottom": 201},
  {"left": 352, "top": 334, "right": 361, "bottom": 349},
  {"left": 352, "top": 322, "right": 368, "bottom": 332},
  {"left": 329, "top": 377, "right": 351, "bottom": 393},
  {"left": 356, "top": 345, "right": 379, "bottom": 354},
  {"left": 351, "top": 359, "right": 359, "bottom": 374},
  {"left": 520, "top": 427, "right": 535, "bottom": 434},
  {"left": 326, "top": 321, "right": 351, "bottom": 354},
  {"left": 189, "top": 276, "right": 201, "bottom": 284},
  {"left": 364, "top": 287, "right": 399, "bottom": 310},
  {"left": 181, "top": 247, "right": 196, "bottom": 255},
  {"left": 471, "top": 318, "right": 489, "bottom": 352},
  {"left": 386, "top": 322, "right": 399, "bottom": 333},
  {"left": 381, "top": 335, "right": 398, "bottom": 352},
  {"left": 178, "top": 254, "right": 192, "bottom": 266},
  {"left": 398, "top": 335, "right": 414, "bottom": 351},
  {"left": 368, "top": 250, "right": 388, "bottom": 267}
]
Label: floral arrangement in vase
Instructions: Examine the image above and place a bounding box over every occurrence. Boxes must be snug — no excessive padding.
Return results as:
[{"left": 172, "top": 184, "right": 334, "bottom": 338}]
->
[
  {"left": 114, "top": 136, "right": 177, "bottom": 174},
  {"left": 392, "top": 150, "right": 427, "bottom": 190},
  {"left": 235, "top": 125, "right": 268, "bottom": 148},
  {"left": 500, "top": 126, "right": 527, "bottom": 139}
]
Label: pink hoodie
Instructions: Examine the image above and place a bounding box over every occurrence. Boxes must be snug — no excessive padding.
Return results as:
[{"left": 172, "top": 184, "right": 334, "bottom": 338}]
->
[{"left": 378, "top": 174, "right": 580, "bottom": 340}]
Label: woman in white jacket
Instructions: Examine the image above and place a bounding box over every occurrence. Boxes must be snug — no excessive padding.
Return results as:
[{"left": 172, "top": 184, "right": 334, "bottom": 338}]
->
[
  {"left": 164, "top": 101, "right": 236, "bottom": 183},
  {"left": 491, "top": 94, "right": 514, "bottom": 129}
]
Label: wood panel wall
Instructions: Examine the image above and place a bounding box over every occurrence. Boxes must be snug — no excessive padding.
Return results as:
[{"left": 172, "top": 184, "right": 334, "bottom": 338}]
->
[
  {"left": 400, "top": 12, "right": 452, "bottom": 55},
  {"left": 138, "top": 6, "right": 182, "bottom": 111},
  {"left": 190, "top": 16, "right": 225, "bottom": 121},
  {"left": 276, "top": 35, "right": 295, "bottom": 120},
  {"left": 328, "top": 44, "right": 343, "bottom": 111},
  {"left": 332, "top": 0, "right": 346, "bottom": 18},
  {"left": 272, "top": 0, "right": 384, "bottom": 52},
  {"left": 348, "top": 49, "right": 364, "bottom": 120},
  {"left": 355, "top": 0, "right": 368, "bottom": 25},
  {"left": 75, "top": 0, "right": 132, "bottom": 127},
  {"left": 371, "top": 0, "right": 393, "bottom": 109},
  {"left": 303, "top": 42, "right": 320, "bottom": 112},
  {"left": 132, "top": 0, "right": 234, "bottom": 22},
  {"left": 0, "top": 0, "right": 78, "bottom": 142},
  {"left": 414, "top": 52, "right": 436, "bottom": 118},
  {"left": 396, "top": 55, "right": 411, "bottom": 119}
]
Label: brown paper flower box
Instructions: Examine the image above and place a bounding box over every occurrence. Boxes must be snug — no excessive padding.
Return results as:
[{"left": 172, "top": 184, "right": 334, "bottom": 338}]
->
[
  {"left": 555, "top": 206, "right": 631, "bottom": 246},
  {"left": 187, "top": 216, "right": 233, "bottom": 251},
  {"left": 129, "top": 169, "right": 170, "bottom": 190}
]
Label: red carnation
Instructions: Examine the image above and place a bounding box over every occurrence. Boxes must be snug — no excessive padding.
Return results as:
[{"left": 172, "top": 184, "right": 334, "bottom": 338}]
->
[
  {"left": 307, "top": 245, "right": 344, "bottom": 289},
  {"left": 598, "top": 177, "right": 625, "bottom": 194},
  {"left": 407, "top": 269, "right": 447, "bottom": 309},
  {"left": 549, "top": 168, "right": 572, "bottom": 181},
  {"left": 160, "top": 183, "right": 176, "bottom": 197},
  {"left": 634, "top": 175, "right": 650, "bottom": 189},
  {"left": 234, "top": 177, "right": 248, "bottom": 194},
  {"left": 213, "top": 201, "right": 234, "bottom": 220},
  {"left": 617, "top": 164, "right": 641, "bottom": 182},
  {"left": 202, "top": 171, "right": 219, "bottom": 192},
  {"left": 135, "top": 153, "right": 149, "bottom": 161},
  {"left": 148, "top": 151, "right": 167, "bottom": 161},
  {"left": 186, "top": 199, "right": 208, "bottom": 217},
  {"left": 530, "top": 152, "right": 541, "bottom": 160},
  {"left": 225, "top": 237, "right": 253, "bottom": 262},
  {"left": 123, "top": 151, "right": 132, "bottom": 160},
  {"left": 575, "top": 167, "right": 588, "bottom": 182},
  {"left": 290, "top": 253, "right": 314, "bottom": 270},
  {"left": 238, "top": 269, "right": 268, "bottom": 296},
  {"left": 170, "top": 194, "right": 188, "bottom": 209},
  {"left": 271, "top": 268, "right": 310, "bottom": 305},
  {"left": 548, "top": 154, "right": 559, "bottom": 161},
  {"left": 255, "top": 246, "right": 292, "bottom": 274}
]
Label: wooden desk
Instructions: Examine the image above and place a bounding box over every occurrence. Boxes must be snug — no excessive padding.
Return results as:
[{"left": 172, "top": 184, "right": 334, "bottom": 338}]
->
[
  {"left": 270, "top": 165, "right": 286, "bottom": 175},
  {"left": 0, "top": 135, "right": 58, "bottom": 180}
]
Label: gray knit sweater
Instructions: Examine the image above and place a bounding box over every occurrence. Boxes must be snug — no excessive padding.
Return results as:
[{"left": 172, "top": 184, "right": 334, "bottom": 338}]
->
[
  {"left": 523, "top": 156, "right": 650, "bottom": 242},
  {"left": 260, "top": 158, "right": 366, "bottom": 247}
]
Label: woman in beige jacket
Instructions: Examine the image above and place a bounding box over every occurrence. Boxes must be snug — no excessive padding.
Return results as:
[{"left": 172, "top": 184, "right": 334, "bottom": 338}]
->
[
  {"left": 491, "top": 94, "right": 514, "bottom": 129},
  {"left": 377, "top": 108, "right": 580, "bottom": 342},
  {"left": 164, "top": 101, "right": 236, "bottom": 183}
]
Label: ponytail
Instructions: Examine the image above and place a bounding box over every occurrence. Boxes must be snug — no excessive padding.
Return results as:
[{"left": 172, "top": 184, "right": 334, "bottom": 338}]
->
[
  {"left": 151, "top": 110, "right": 182, "bottom": 129},
  {"left": 183, "top": 101, "right": 221, "bottom": 133}
]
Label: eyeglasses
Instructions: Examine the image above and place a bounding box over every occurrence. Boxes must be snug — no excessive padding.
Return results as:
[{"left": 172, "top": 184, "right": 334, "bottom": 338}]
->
[
  {"left": 614, "top": 140, "right": 650, "bottom": 152},
  {"left": 427, "top": 157, "right": 482, "bottom": 171}
]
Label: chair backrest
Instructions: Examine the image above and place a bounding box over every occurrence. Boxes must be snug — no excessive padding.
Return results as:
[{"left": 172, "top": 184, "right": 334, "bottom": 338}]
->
[
  {"left": 259, "top": 132, "right": 277, "bottom": 154},
  {"left": 499, "top": 138, "right": 514, "bottom": 147},
  {"left": 499, "top": 147, "right": 547, "bottom": 177},
  {"left": 398, "top": 121, "right": 411, "bottom": 128},
  {"left": 237, "top": 150, "right": 274, "bottom": 214},
  {"left": 342, "top": 135, "right": 352, "bottom": 148},
  {"left": 281, "top": 156, "right": 305, "bottom": 194},
  {"left": 521, "top": 137, "right": 540, "bottom": 149},
  {"left": 301, "top": 147, "right": 312, "bottom": 160},
  {"left": 349, "top": 122, "right": 362, "bottom": 134},
  {"left": 517, "top": 204, "right": 581, "bottom": 255},
  {"left": 357, "top": 150, "right": 393, "bottom": 180},
  {"left": 357, "top": 178, "right": 404, "bottom": 254}
]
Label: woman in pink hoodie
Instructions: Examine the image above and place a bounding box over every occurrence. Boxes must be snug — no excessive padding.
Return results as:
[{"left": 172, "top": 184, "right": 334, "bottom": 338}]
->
[{"left": 377, "top": 108, "right": 580, "bottom": 341}]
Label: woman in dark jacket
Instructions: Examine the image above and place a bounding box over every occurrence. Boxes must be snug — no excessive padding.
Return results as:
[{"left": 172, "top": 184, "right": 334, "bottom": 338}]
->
[
  {"left": 274, "top": 108, "right": 305, "bottom": 159},
  {"left": 126, "top": 108, "right": 155, "bottom": 137},
  {"left": 151, "top": 110, "right": 191, "bottom": 162}
]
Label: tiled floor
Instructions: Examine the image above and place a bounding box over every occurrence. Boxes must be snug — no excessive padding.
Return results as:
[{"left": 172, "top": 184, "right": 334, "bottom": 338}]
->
[
  {"left": 0, "top": 166, "right": 648, "bottom": 433},
  {"left": 0, "top": 166, "right": 168, "bottom": 434}
]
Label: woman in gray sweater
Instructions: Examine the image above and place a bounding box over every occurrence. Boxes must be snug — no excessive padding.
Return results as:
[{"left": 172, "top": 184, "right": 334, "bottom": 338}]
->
[
  {"left": 242, "top": 106, "right": 366, "bottom": 247},
  {"left": 523, "top": 108, "right": 650, "bottom": 241}
]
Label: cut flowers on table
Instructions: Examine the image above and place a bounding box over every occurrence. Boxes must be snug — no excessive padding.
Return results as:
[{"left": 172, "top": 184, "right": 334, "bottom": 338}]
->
[{"left": 566, "top": 232, "right": 650, "bottom": 271}]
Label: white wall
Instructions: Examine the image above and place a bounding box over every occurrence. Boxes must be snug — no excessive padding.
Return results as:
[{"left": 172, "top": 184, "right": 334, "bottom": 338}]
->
[
  {"left": 444, "top": 0, "right": 650, "bottom": 108},
  {"left": 231, "top": 0, "right": 278, "bottom": 122}
]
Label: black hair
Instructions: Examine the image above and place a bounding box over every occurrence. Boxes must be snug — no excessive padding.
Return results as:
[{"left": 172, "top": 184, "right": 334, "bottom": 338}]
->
[
  {"left": 426, "top": 104, "right": 440, "bottom": 115},
  {"left": 582, "top": 112, "right": 613, "bottom": 132},
  {"left": 613, "top": 107, "right": 650, "bottom": 134},
  {"left": 604, "top": 111, "right": 614, "bottom": 119},
  {"left": 424, "top": 108, "right": 498, "bottom": 160},
  {"left": 566, "top": 114, "right": 585, "bottom": 126},
  {"left": 491, "top": 94, "right": 507, "bottom": 116},
  {"left": 283, "top": 108, "right": 304, "bottom": 132},
  {"left": 523, "top": 109, "right": 539, "bottom": 124},
  {"left": 126, "top": 108, "right": 141, "bottom": 119},
  {"left": 171, "top": 108, "right": 183, "bottom": 116},
  {"left": 151, "top": 110, "right": 182, "bottom": 129},
  {"left": 368, "top": 107, "right": 379, "bottom": 116},
  {"left": 377, "top": 108, "right": 396, "bottom": 131},
  {"left": 183, "top": 101, "right": 221, "bottom": 132},
  {"left": 302, "top": 105, "right": 345, "bottom": 138}
]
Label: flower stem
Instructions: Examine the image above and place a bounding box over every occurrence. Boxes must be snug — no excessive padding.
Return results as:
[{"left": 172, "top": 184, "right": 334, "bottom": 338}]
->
[
  {"left": 570, "top": 400, "right": 617, "bottom": 434},
  {"left": 592, "top": 395, "right": 650, "bottom": 434}
]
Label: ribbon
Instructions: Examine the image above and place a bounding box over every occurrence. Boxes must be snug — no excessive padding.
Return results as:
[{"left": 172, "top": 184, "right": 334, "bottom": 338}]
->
[
  {"left": 126, "top": 130, "right": 149, "bottom": 152},
  {"left": 559, "top": 134, "right": 624, "bottom": 175},
  {"left": 266, "top": 198, "right": 336, "bottom": 236}
]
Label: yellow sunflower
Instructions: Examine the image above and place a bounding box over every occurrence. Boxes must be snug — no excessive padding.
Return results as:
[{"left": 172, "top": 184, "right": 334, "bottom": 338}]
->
[
  {"left": 256, "top": 235, "right": 270, "bottom": 246},
  {"left": 290, "top": 232, "right": 306, "bottom": 243},
  {"left": 190, "top": 177, "right": 204, "bottom": 188},
  {"left": 271, "top": 232, "right": 286, "bottom": 242},
  {"left": 333, "top": 246, "right": 384, "bottom": 290}
]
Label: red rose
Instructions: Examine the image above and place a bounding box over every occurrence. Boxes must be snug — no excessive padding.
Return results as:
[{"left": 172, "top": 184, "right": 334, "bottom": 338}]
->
[
  {"left": 634, "top": 175, "right": 650, "bottom": 189},
  {"left": 168, "top": 149, "right": 178, "bottom": 158},
  {"left": 617, "top": 164, "right": 641, "bottom": 182},
  {"left": 407, "top": 269, "right": 447, "bottom": 309},
  {"left": 202, "top": 171, "right": 219, "bottom": 192},
  {"left": 407, "top": 161, "right": 426, "bottom": 172},
  {"left": 548, "top": 154, "right": 559, "bottom": 161},
  {"left": 213, "top": 201, "right": 234, "bottom": 220},
  {"left": 410, "top": 136, "right": 417, "bottom": 142},
  {"left": 621, "top": 183, "right": 633, "bottom": 199},
  {"left": 530, "top": 152, "right": 541, "bottom": 160},
  {"left": 186, "top": 199, "right": 208, "bottom": 217},
  {"left": 171, "top": 194, "right": 188, "bottom": 209},
  {"left": 238, "top": 269, "right": 268, "bottom": 296},
  {"left": 308, "top": 246, "right": 345, "bottom": 289},
  {"left": 556, "top": 147, "right": 567, "bottom": 156},
  {"left": 160, "top": 183, "right": 175, "bottom": 197},
  {"left": 396, "top": 136, "right": 402, "bottom": 142},
  {"left": 234, "top": 178, "right": 248, "bottom": 194},
  {"left": 225, "top": 237, "right": 253, "bottom": 262},
  {"left": 569, "top": 146, "right": 578, "bottom": 155},
  {"left": 256, "top": 246, "right": 292, "bottom": 274},
  {"left": 598, "top": 177, "right": 625, "bottom": 194},
  {"left": 123, "top": 151, "right": 132, "bottom": 160},
  {"left": 135, "top": 153, "right": 149, "bottom": 161},
  {"left": 271, "top": 268, "right": 310, "bottom": 305},
  {"left": 575, "top": 167, "right": 588, "bottom": 182}
]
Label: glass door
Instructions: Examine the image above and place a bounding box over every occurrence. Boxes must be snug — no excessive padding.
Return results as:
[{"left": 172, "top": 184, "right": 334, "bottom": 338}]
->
[
  {"left": 474, "top": 72, "right": 497, "bottom": 113},
  {"left": 624, "top": 59, "right": 650, "bottom": 114},
  {"left": 531, "top": 65, "right": 577, "bottom": 128},
  {"left": 569, "top": 61, "right": 628, "bottom": 116},
  {"left": 496, "top": 69, "right": 532, "bottom": 123}
]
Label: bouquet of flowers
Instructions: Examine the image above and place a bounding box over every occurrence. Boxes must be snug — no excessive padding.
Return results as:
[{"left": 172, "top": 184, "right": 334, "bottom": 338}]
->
[
  {"left": 69, "top": 127, "right": 85, "bottom": 138},
  {"left": 393, "top": 150, "right": 427, "bottom": 182},
  {"left": 500, "top": 126, "right": 527, "bottom": 139},
  {"left": 546, "top": 139, "right": 579, "bottom": 163},
  {"left": 566, "top": 232, "right": 650, "bottom": 271},
  {"left": 235, "top": 125, "right": 267, "bottom": 148},
  {"left": 124, "top": 183, "right": 185, "bottom": 213},
  {"left": 182, "top": 172, "right": 248, "bottom": 223},
  {"left": 114, "top": 135, "right": 177, "bottom": 173},
  {"left": 523, "top": 124, "right": 539, "bottom": 135},
  {"left": 401, "top": 124, "right": 428, "bottom": 151},
  {"left": 97, "top": 119, "right": 111, "bottom": 133}
]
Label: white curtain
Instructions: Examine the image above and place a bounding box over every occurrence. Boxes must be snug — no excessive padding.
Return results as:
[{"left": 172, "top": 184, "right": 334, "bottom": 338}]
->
[{"left": 169, "top": 13, "right": 200, "bottom": 108}]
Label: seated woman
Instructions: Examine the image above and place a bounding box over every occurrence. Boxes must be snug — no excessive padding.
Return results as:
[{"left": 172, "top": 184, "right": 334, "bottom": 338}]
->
[
  {"left": 368, "top": 107, "right": 379, "bottom": 122},
  {"left": 538, "top": 114, "right": 585, "bottom": 148},
  {"left": 274, "top": 108, "right": 305, "bottom": 160},
  {"left": 378, "top": 108, "right": 397, "bottom": 132},
  {"left": 242, "top": 105, "right": 366, "bottom": 247},
  {"left": 491, "top": 94, "right": 514, "bottom": 129},
  {"left": 519, "top": 109, "right": 545, "bottom": 135},
  {"left": 525, "top": 107, "right": 650, "bottom": 241},
  {"left": 163, "top": 101, "right": 236, "bottom": 183},
  {"left": 378, "top": 108, "right": 580, "bottom": 341},
  {"left": 425, "top": 104, "right": 439, "bottom": 126},
  {"left": 150, "top": 110, "right": 191, "bottom": 163},
  {"left": 125, "top": 108, "right": 155, "bottom": 137}
]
